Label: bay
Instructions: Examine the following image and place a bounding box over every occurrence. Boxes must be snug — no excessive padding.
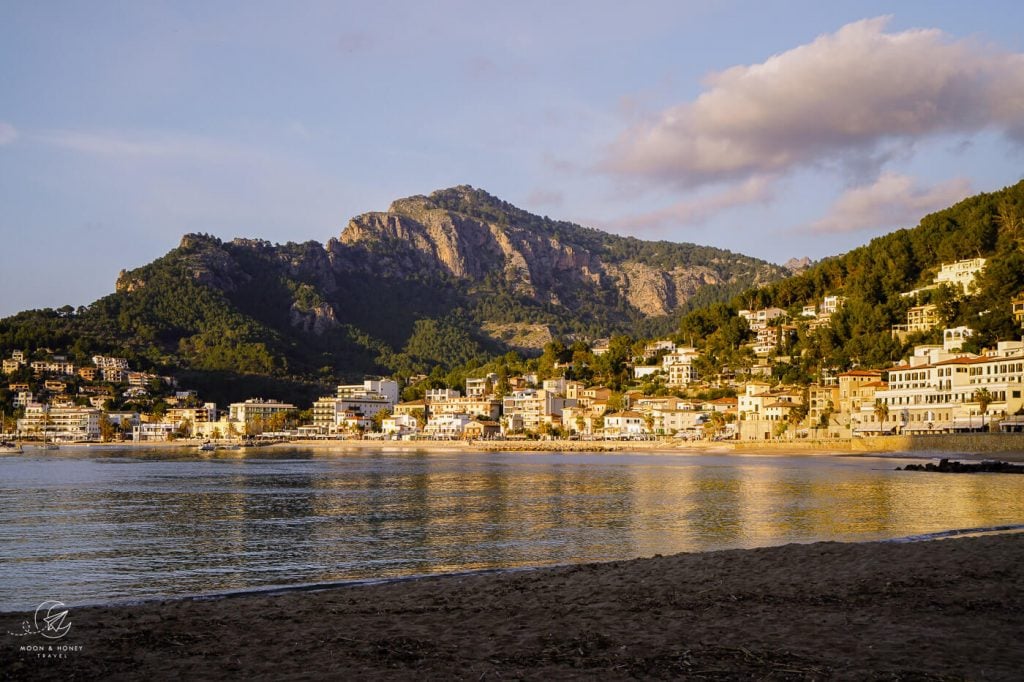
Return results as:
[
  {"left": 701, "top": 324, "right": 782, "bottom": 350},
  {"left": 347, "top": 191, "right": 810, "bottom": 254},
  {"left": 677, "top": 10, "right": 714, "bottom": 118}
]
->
[{"left": 2, "top": 448, "right": 1023, "bottom": 612}]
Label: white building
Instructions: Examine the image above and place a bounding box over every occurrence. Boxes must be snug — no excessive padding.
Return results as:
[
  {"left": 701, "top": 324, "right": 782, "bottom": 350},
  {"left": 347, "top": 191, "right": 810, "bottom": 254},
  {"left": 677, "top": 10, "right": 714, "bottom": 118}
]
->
[
  {"left": 875, "top": 340, "right": 1024, "bottom": 433},
  {"left": 133, "top": 422, "right": 177, "bottom": 442},
  {"left": 337, "top": 379, "right": 399, "bottom": 407},
  {"left": 229, "top": 398, "right": 296, "bottom": 424},
  {"left": 943, "top": 326, "right": 974, "bottom": 352},
  {"left": 603, "top": 411, "right": 648, "bottom": 437},
  {"left": 425, "top": 388, "right": 460, "bottom": 402},
  {"left": 17, "top": 405, "right": 101, "bottom": 442},
  {"left": 821, "top": 296, "right": 846, "bottom": 315},
  {"left": 313, "top": 380, "right": 400, "bottom": 433},
  {"left": 642, "top": 340, "right": 677, "bottom": 357},
  {"left": 424, "top": 413, "right": 471, "bottom": 439},
  {"left": 92, "top": 355, "right": 130, "bottom": 371},
  {"left": 633, "top": 365, "right": 661, "bottom": 380},
  {"left": 752, "top": 327, "right": 779, "bottom": 357},
  {"left": 166, "top": 403, "right": 219, "bottom": 428},
  {"left": 738, "top": 308, "right": 786, "bottom": 331},
  {"left": 30, "top": 360, "right": 77, "bottom": 376},
  {"left": 502, "top": 389, "right": 576, "bottom": 432},
  {"left": 662, "top": 347, "right": 700, "bottom": 388},
  {"left": 382, "top": 413, "right": 420, "bottom": 437},
  {"left": 934, "top": 258, "right": 986, "bottom": 293},
  {"left": 892, "top": 304, "right": 940, "bottom": 339},
  {"left": 542, "top": 377, "right": 568, "bottom": 395},
  {"left": 428, "top": 396, "right": 502, "bottom": 422},
  {"left": 465, "top": 374, "right": 497, "bottom": 398}
]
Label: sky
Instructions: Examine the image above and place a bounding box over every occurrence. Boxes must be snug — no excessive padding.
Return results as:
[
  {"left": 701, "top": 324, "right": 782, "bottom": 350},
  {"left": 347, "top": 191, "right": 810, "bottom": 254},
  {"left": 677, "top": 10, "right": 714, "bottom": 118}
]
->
[{"left": 2, "top": 1, "right": 1024, "bottom": 317}]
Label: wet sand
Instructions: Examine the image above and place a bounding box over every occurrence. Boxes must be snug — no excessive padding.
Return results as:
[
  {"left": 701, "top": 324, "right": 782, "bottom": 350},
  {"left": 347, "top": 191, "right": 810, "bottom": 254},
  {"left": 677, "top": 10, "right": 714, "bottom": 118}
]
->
[{"left": 3, "top": 533, "right": 1021, "bottom": 680}]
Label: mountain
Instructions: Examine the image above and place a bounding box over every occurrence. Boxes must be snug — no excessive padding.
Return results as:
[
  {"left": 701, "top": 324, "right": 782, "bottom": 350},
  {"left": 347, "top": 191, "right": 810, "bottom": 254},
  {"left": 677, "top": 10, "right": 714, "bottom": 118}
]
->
[{"left": 0, "top": 186, "right": 786, "bottom": 399}]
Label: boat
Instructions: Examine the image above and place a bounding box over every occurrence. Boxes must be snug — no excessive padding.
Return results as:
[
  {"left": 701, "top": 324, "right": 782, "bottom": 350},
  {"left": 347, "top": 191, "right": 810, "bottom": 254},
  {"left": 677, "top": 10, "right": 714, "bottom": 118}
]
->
[
  {"left": 197, "top": 441, "right": 216, "bottom": 452},
  {"left": 0, "top": 440, "right": 23, "bottom": 454}
]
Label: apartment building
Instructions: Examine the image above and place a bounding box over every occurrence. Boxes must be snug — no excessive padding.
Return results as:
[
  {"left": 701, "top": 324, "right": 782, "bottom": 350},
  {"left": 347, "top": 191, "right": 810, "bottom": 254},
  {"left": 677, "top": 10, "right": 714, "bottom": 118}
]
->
[
  {"left": 465, "top": 374, "right": 497, "bottom": 398},
  {"left": 934, "top": 258, "right": 986, "bottom": 293},
  {"left": 428, "top": 396, "right": 502, "bottom": 421},
  {"left": 872, "top": 340, "right": 1024, "bottom": 432},
  {"left": 17, "top": 405, "right": 101, "bottom": 441},
  {"left": 662, "top": 347, "right": 701, "bottom": 387},
  {"left": 229, "top": 398, "right": 296, "bottom": 424},
  {"left": 501, "top": 388, "right": 576, "bottom": 432}
]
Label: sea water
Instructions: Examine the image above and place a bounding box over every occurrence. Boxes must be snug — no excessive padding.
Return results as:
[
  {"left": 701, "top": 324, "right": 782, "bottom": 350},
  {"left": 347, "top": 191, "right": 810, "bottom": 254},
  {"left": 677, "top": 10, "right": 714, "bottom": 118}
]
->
[{"left": 2, "top": 448, "right": 1023, "bottom": 611}]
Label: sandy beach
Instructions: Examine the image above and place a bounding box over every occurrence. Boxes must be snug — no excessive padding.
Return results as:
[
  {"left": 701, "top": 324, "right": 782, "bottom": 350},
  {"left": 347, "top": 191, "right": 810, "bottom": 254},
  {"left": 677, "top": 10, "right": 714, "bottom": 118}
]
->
[{"left": 3, "top": 533, "right": 1021, "bottom": 680}]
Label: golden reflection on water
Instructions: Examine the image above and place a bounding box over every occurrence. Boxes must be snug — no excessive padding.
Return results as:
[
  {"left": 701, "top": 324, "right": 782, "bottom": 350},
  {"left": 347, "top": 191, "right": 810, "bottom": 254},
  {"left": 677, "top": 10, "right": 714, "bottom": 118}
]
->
[{"left": 299, "top": 452, "right": 1024, "bottom": 574}]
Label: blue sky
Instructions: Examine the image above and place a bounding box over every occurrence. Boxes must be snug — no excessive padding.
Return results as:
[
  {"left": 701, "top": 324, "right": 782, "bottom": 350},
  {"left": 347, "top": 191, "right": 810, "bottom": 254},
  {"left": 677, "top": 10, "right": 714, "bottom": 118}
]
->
[{"left": 2, "top": 1, "right": 1023, "bottom": 316}]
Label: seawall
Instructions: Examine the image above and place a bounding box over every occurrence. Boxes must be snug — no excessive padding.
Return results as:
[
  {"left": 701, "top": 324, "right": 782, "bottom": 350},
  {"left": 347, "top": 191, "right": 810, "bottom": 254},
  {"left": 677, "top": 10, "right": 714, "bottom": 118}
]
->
[
  {"left": 732, "top": 433, "right": 1024, "bottom": 457},
  {"left": 852, "top": 432, "right": 1024, "bottom": 455}
]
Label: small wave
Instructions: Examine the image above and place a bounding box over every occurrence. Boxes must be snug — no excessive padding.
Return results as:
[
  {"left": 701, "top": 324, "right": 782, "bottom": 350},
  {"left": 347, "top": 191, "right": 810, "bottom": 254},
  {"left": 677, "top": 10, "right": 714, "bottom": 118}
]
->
[{"left": 881, "top": 523, "right": 1024, "bottom": 543}]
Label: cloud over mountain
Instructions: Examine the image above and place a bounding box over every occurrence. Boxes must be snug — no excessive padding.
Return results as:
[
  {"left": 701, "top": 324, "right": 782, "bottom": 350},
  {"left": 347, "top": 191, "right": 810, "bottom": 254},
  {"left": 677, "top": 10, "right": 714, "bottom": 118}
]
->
[
  {"left": 809, "top": 173, "right": 972, "bottom": 234},
  {"left": 603, "top": 17, "right": 1024, "bottom": 187},
  {"left": 603, "top": 176, "right": 776, "bottom": 233}
]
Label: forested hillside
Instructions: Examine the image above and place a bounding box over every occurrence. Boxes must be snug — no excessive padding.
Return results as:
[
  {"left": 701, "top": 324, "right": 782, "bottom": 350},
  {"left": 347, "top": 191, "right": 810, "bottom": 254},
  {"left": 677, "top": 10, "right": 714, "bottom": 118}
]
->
[{"left": 679, "top": 179, "right": 1024, "bottom": 376}]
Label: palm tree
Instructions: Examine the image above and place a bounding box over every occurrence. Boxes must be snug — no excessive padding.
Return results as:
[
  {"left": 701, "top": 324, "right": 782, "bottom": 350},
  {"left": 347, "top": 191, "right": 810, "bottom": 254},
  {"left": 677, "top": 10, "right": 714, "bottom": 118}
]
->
[
  {"left": 973, "top": 388, "right": 993, "bottom": 431},
  {"left": 873, "top": 399, "right": 889, "bottom": 433}
]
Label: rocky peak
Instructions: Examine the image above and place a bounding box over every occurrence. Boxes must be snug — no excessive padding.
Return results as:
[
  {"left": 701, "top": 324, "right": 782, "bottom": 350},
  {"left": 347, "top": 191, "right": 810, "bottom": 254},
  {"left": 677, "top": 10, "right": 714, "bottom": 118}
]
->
[
  {"left": 334, "top": 186, "right": 782, "bottom": 318},
  {"left": 784, "top": 256, "right": 812, "bottom": 274}
]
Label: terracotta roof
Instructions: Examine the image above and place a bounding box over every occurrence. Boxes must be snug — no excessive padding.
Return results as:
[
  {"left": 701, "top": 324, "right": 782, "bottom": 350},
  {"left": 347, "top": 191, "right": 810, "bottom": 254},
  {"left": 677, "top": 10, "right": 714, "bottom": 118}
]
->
[
  {"left": 839, "top": 370, "right": 883, "bottom": 377},
  {"left": 934, "top": 356, "right": 986, "bottom": 366},
  {"left": 609, "top": 410, "right": 644, "bottom": 419}
]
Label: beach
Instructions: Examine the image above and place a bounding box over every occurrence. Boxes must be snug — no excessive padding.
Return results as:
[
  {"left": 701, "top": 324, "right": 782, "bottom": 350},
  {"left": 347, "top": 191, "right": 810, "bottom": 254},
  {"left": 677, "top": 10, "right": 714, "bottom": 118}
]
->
[{"left": 3, "top": 533, "right": 1021, "bottom": 680}]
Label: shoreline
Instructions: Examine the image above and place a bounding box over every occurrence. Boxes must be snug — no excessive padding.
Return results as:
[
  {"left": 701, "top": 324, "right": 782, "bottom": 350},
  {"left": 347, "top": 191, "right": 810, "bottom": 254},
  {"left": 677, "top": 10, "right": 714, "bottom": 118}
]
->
[
  {"left": 26, "top": 522, "right": 1023, "bottom": 614},
  {"left": 15, "top": 434, "right": 1024, "bottom": 462},
  {"left": 4, "top": 533, "right": 1021, "bottom": 679}
]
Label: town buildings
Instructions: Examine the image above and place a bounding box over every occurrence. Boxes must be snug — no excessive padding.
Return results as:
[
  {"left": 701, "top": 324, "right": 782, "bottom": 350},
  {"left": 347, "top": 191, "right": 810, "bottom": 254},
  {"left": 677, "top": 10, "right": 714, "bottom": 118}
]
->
[{"left": 229, "top": 398, "right": 297, "bottom": 424}]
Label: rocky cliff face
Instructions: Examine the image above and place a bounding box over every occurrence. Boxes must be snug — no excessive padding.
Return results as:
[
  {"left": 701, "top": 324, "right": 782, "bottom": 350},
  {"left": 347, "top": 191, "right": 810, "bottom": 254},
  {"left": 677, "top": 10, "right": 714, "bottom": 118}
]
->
[{"left": 330, "top": 186, "right": 779, "bottom": 318}]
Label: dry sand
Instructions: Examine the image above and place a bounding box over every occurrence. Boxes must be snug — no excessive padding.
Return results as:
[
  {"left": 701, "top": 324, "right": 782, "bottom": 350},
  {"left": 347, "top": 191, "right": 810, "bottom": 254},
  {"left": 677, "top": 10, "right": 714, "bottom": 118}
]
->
[{"left": 3, "top": 534, "right": 1022, "bottom": 680}]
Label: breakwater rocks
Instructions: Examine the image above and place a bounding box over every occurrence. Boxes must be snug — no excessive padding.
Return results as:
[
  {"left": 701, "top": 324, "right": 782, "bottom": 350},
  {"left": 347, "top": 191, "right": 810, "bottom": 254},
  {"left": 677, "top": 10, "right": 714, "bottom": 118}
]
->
[{"left": 898, "top": 458, "right": 1024, "bottom": 474}]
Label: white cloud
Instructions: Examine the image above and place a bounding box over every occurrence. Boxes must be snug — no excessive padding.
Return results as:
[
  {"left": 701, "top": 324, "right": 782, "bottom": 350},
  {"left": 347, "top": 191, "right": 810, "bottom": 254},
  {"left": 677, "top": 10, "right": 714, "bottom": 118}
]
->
[
  {"left": 604, "top": 17, "right": 1024, "bottom": 187},
  {"left": 809, "top": 173, "right": 972, "bottom": 234},
  {"left": 0, "top": 122, "right": 17, "bottom": 145},
  {"left": 601, "top": 175, "right": 776, "bottom": 233},
  {"left": 40, "top": 129, "right": 243, "bottom": 162}
]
